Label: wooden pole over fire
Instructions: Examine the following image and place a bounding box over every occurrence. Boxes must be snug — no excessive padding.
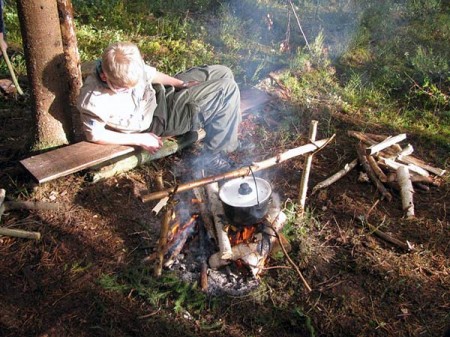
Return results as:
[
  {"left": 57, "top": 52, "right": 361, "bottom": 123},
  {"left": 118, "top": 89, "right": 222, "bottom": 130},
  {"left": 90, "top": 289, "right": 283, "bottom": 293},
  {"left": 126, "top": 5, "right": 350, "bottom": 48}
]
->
[{"left": 140, "top": 137, "right": 334, "bottom": 203}]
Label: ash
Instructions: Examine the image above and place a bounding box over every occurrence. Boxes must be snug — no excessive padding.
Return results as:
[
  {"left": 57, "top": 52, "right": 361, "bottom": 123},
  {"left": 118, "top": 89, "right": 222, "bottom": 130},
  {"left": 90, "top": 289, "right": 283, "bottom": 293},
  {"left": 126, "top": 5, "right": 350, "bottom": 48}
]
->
[{"left": 166, "top": 234, "right": 261, "bottom": 296}]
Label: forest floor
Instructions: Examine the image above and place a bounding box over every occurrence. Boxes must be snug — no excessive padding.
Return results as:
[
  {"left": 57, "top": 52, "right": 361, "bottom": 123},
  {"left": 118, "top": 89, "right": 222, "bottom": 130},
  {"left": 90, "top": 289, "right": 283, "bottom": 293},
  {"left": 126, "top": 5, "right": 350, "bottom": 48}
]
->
[{"left": 0, "top": 78, "right": 449, "bottom": 337}]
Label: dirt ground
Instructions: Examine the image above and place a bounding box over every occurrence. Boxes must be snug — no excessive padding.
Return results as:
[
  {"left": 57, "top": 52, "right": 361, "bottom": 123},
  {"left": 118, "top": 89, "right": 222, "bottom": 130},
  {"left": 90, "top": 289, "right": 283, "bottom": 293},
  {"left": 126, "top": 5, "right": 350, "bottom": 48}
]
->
[{"left": 0, "top": 82, "right": 449, "bottom": 337}]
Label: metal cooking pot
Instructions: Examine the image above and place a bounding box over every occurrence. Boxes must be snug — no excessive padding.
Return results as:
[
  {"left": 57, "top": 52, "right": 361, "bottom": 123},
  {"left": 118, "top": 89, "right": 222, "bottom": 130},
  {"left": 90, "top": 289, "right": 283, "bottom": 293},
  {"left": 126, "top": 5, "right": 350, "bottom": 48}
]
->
[{"left": 219, "top": 176, "right": 272, "bottom": 226}]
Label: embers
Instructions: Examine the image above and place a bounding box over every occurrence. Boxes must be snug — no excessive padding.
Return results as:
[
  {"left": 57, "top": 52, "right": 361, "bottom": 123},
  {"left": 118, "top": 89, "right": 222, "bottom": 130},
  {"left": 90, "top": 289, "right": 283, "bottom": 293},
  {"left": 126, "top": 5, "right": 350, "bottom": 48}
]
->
[
  {"left": 228, "top": 224, "right": 258, "bottom": 246},
  {"left": 150, "top": 188, "right": 287, "bottom": 296}
]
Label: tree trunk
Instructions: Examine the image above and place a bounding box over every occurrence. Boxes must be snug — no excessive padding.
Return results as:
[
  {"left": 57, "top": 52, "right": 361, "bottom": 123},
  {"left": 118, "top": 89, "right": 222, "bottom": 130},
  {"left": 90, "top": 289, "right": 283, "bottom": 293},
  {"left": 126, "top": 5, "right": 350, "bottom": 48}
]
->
[
  {"left": 17, "top": 0, "right": 72, "bottom": 150},
  {"left": 57, "top": 0, "right": 83, "bottom": 141}
]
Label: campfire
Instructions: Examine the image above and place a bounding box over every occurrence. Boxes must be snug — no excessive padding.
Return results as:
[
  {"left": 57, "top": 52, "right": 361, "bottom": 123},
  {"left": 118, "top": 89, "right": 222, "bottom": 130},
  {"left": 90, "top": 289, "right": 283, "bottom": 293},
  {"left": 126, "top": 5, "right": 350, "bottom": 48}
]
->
[
  {"left": 144, "top": 177, "right": 288, "bottom": 296},
  {"left": 140, "top": 130, "right": 329, "bottom": 294}
]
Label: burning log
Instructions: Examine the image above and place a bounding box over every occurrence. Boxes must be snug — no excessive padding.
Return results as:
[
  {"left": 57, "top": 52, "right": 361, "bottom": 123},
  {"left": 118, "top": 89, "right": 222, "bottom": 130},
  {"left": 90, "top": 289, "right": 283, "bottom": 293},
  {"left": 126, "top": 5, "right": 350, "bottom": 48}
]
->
[
  {"left": 356, "top": 143, "right": 393, "bottom": 201},
  {"left": 164, "top": 215, "right": 198, "bottom": 267},
  {"left": 198, "top": 218, "right": 209, "bottom": 292},
  {"left": 209, "top": 242, "right": 260, "bottom": 271},
  {"left": 192, "top": 186, "right": 216, "bottom": 242},
  {"left": 208, "top": 208, "right": 287, "bottom": 277},
  {"left": 397, "top": 166, "right": 415, "bottom": 219},
  {"left": 205, "top": 182, "right": 233, "bottom": 260},
  {"left": 141, "top": 136, "right": 334, "bottom": 202}
]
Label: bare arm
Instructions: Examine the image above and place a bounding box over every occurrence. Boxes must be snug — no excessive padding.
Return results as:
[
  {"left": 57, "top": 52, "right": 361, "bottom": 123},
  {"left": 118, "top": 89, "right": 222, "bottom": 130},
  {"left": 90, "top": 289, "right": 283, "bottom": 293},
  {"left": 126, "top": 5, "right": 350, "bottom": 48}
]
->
[
  {"left": 89, "top": 123, "right": 163, "bottom": 154},
  {"left": 153, "top": 71, "right": 200, "bottom": 89},
  {"left": 153, "top": 71, "right": 184, "bottom": 88}
]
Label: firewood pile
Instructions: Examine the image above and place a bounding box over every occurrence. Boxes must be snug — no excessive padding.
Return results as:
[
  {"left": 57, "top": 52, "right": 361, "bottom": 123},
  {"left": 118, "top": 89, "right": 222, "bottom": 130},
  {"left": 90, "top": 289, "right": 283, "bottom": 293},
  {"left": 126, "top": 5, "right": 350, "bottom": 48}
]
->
[{"left": 312, "top": 131, "right": 446, "bottom": 220}]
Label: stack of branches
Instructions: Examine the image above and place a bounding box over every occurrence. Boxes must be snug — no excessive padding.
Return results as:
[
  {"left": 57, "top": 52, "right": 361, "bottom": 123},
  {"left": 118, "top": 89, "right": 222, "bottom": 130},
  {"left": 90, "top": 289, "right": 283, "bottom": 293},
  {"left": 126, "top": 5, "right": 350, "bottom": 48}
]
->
[{"left": 312, "top": 131, "right": 446, "bottom": 220}]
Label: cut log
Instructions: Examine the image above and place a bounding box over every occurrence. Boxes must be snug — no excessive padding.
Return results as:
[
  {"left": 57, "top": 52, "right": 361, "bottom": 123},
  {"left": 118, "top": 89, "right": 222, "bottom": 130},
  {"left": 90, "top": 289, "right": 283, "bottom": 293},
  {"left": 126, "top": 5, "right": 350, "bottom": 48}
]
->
[
  {"left": 367, "top": 155, "right": 387, "bottom": 183},
  {"left": 348, "top": 131, "right": 379, "bottom": 145},
  {"left": 388, "top": 172, "right": 439, "bottom": 186},
  {"left": 379, "top": 157, "right": 429, "bottom": 177},
  {"left": 205, "top": 182, "right": 233, "bottom": 260},
  {"left": 394, "top": 144, "right": 414, "bottom": 158},
  {"left": 311, "top": 159, "right": 358, "bottom": 194},
  {"left": 397, "top": 166, "right": 415, "bottom": 219},
  {"left": 397, "top": 155, "right": 446, "bottom": 177},
  {"left": 348, "top": 131, "right": 402, "bottom": 158},
  {"left": 356, "top": 143, "right": 393, "bottom": 201},
  {"left": 366, "top": 134, "right": 407, "bottom": 155},
  {"left": 87, "top": 130, "right": 205, "bottom": 182},
  {"left": 348, "top": 131, "right": 445, "bottom": 177}
]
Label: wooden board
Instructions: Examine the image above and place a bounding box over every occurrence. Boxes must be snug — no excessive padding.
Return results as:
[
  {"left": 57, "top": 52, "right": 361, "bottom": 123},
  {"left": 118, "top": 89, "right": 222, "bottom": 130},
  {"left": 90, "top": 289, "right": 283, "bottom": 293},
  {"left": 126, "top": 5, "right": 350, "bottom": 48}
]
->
[
  {"left": 20, "top": 88, "right": 273, "bottom": 184},
  {"left": 20, "top": 142, "right": 135, "bottom": 183}
]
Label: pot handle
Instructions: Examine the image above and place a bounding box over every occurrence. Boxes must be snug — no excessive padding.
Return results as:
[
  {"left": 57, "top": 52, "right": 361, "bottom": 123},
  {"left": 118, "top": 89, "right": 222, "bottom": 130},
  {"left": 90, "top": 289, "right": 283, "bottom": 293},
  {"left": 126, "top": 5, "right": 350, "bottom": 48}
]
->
[{"left": 249, "top": 166, "right": 260, "bottom": 206}]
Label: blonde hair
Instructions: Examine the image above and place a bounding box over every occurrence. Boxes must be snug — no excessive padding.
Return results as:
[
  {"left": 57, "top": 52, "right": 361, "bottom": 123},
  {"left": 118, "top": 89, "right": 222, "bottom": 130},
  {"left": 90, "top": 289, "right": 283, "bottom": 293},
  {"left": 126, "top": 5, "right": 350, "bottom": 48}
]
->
[{"left": 101, "top": 42, "right": 144, "bottom": 89}]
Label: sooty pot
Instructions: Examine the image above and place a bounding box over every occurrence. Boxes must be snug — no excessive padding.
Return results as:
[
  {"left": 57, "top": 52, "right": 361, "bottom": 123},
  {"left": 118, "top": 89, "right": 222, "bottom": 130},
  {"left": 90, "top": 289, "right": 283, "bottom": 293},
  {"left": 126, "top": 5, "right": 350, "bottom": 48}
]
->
[{"left": 219, "top": 176, "right": 272, "bottom": 227}]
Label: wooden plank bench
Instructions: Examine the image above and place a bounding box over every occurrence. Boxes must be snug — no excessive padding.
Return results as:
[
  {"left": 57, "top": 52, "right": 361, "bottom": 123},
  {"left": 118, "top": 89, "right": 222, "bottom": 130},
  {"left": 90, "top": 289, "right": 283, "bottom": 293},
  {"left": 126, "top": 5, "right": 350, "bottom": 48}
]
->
[{"left": 20, "top": 87, "right": 273, "bottom": 184}]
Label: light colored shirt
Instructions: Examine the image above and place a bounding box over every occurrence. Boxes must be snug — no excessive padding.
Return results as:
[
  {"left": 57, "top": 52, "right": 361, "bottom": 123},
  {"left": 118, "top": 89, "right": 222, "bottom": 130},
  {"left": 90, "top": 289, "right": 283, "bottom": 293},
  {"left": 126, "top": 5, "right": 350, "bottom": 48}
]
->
[{"left": 77, "top": 64, "right": 157, "bottom": 141}]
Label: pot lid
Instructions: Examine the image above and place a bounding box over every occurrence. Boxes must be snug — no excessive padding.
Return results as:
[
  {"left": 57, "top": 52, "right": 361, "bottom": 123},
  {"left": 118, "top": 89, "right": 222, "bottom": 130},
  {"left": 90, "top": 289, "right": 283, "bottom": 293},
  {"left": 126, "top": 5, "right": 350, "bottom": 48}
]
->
[{"left": 219, "top": 177, "right": 272, "bottom": 207}]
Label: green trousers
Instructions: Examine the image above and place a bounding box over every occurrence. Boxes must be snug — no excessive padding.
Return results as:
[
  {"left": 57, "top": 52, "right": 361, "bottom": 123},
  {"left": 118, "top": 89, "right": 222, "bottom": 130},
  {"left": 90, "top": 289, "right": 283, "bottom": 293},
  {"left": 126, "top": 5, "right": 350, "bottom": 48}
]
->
[{"left": 148, "top": 65, "right": 241, "bottom": 154}]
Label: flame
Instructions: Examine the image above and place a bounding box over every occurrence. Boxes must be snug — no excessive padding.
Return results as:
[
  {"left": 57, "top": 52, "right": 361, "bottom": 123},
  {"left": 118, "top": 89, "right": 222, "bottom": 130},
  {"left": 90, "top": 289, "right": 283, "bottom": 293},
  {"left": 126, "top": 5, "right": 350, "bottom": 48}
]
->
[
  {"left": 229, "top": 225, "right": 257, "bottom": 246},
  {"left": 167, "top": 214, "right": 199, "bottom": 242},
  {"left": 167, "top": 222, "right": 180, "bottom": 242}
]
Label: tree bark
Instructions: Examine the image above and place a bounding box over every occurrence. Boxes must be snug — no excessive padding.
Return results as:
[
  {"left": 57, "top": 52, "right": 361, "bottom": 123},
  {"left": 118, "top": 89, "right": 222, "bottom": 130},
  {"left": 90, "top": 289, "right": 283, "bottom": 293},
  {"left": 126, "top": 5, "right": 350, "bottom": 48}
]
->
[
  {"left": 17, "top": 0, "right": 72, "bottom": 150},
  {"left": 57, "top": 0, "right": 83, "bottom": 141}
]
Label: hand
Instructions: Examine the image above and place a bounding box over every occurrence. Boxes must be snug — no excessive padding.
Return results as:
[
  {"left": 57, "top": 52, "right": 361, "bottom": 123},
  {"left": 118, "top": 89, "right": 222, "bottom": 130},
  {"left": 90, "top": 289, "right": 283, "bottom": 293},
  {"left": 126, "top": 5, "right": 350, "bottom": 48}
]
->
[
  {"left": 139, "top": 133, "right": 163, "bottom": 153},
  {"left": 179, "top": 80, "right": 201, "bottom": 89}
]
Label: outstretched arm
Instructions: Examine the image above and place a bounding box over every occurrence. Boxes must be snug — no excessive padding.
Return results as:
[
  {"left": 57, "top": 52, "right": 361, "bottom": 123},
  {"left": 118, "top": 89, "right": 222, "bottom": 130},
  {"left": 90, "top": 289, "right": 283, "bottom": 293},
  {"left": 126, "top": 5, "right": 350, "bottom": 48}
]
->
[
  {"left": 153, "top": 71, "right": 200, "bottom": 89},
  {"left": 87, "top": 121, "right": 163, "bottom": 154}
]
